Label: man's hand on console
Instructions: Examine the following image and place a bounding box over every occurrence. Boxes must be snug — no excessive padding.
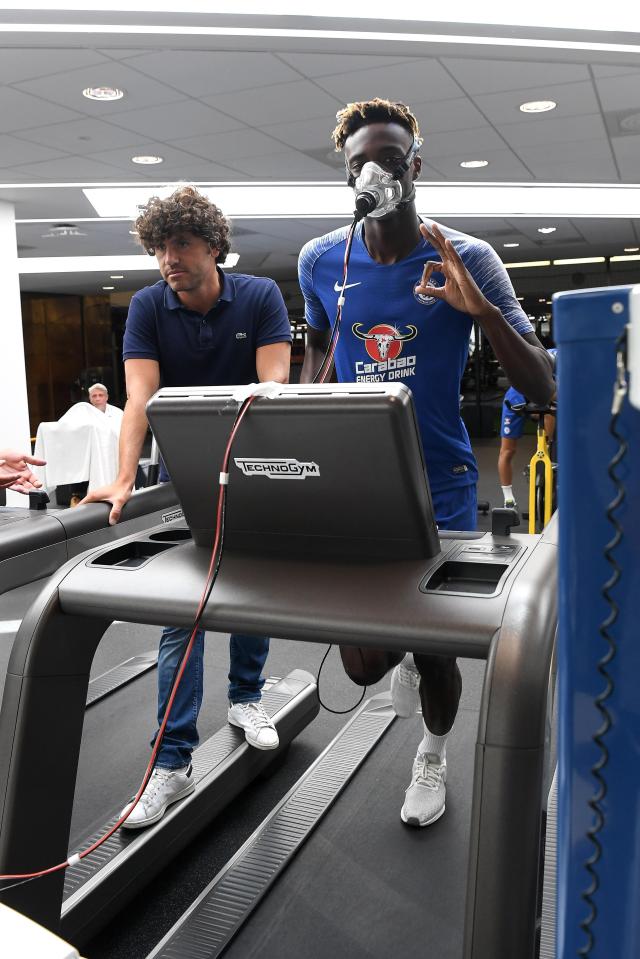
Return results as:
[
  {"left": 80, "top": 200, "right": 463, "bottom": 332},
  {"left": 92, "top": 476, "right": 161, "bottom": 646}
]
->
[{"left": 79, "top": 481, "right": 133, "bottom": 525}]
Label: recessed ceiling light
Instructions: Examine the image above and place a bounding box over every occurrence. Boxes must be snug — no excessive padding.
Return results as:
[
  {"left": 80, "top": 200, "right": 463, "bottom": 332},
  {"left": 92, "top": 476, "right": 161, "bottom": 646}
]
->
[
  {"left": 459, "top": 159, "right": 489, "bottom": 169},
  {"left": 520, "top": 100, "right": 557, "bottom": 113},
  {"left": 503, "top": 242, "right": 520, "bottom": 248},
  {"left": 516, "top": 296, "right": 524, "bottom": 301},
  {"left": 83, "top": 87, "right": 124, "bottom": 101},
  {"left": 131, "top": 155, "right": 163, "bottom": 165},
  {"left": 102, "top": 285, "right": 114, "bottom": 290},
  {"left": 624, "top": 246, "right": 640, "bottom": 252},
  {"left": 538, "top": 226, "right": 557, "bottom": 234},
  {"left": 40, "top": 223, "right": 87, "bottom": 238},
  {"left": 538, "top": 298, "right": 547, "bottom": 303},
  {"left": 110, "top": 274, "right": 124, "bottom": 279}
]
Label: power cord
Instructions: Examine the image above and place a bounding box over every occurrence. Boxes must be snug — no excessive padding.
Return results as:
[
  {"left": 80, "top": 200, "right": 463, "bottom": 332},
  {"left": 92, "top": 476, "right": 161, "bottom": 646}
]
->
[{"left": 578, "top": 332, "right": 628, "bottom": 955}]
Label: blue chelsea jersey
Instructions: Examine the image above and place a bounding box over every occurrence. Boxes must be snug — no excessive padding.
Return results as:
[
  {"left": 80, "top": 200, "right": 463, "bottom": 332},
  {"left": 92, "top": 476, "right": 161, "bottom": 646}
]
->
[{"left": 298, "top": 220, "right": 533, "bottom": 493}]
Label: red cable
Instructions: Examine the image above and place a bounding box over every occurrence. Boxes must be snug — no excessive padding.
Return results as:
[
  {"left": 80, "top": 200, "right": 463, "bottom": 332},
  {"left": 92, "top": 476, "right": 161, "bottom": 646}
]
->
[
  {"left": 0, "top": 395, "right": 257, "bottom": 884},
  {"left": 315, "top": 220, "right": 357, "bottom": 384}
]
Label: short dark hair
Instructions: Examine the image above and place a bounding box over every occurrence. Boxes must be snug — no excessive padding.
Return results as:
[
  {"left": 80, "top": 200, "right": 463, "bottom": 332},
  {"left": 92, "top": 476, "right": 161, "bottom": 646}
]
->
[
  {"left": 332, "top": 98, "right": 421, "bottom": 151},
  {"left": 134, "top": 185, "right": 231, "bottom": 263}
]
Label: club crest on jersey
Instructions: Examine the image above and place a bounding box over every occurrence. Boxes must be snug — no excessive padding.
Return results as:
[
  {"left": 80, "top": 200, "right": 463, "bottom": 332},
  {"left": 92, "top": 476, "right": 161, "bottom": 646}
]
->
[
  {"left": 352, "top": 323, "right": 418, "bottom": 362},
  {"left": 414, "top": 274, "right": 444, "bottom": 306}
]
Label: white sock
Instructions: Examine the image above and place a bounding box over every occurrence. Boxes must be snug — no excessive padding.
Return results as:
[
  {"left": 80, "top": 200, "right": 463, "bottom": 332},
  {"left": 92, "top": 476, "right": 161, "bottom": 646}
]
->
[
  {"left": 419, "top": 725, "right": 448, "bottom": 761},
  {"left": 501, "top": 485, "right": 514, "bottom": 504}
]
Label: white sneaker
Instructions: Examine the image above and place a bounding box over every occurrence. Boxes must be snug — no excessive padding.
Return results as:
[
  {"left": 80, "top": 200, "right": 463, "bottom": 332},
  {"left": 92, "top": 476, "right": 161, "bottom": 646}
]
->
[
  {"left": 504, "top": 498, "right": 517, "bottom": 510},
  {"left": 400, "top": 751, "right": 447, "bottom": 827},
  {"left": 390, "top": 655, "right": 421, "bottom": 718},
  {"left": 228, "top": 701, "right": 279, "bottom": 750},
  {"left": 120, "top": 764, "right": 194, "bottom": 830}
]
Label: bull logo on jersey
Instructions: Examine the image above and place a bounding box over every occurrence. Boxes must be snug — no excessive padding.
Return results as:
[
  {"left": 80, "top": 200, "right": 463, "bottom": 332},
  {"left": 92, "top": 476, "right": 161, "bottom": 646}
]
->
[{"left": 352, "top": 323, "right": 418, "bottom": 362}]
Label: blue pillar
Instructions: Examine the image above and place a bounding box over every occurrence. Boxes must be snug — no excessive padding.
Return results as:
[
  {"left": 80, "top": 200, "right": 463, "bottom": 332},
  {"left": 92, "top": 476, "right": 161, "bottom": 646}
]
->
[{"left": 555, "top": 285, "right": 640, "bottom": 958}]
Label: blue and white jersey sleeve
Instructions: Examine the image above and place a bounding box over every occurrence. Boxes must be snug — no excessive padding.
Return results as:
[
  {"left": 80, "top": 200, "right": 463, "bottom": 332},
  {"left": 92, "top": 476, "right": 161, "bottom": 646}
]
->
[
  {"left": 462, "top": 239, "right": 533, "bottom": 335},
  {"left": 298, "top": 228, "right": 349, "bottom": 331}
]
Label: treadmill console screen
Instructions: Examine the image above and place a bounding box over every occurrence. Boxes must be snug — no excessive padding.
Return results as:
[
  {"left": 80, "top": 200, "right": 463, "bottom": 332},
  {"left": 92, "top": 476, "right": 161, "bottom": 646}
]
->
[{"left": 147, "top": 383, "right": 440, "bottom": 561}]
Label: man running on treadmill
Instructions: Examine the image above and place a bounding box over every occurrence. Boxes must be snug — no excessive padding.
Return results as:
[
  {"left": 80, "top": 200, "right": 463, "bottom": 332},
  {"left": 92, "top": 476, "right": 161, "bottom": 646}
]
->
[
  {"left": 299, "top": 98, "right": 554, "bottom": 827},
  {"left": 82, "top": 186, "right": 291, "bottom": 828}
]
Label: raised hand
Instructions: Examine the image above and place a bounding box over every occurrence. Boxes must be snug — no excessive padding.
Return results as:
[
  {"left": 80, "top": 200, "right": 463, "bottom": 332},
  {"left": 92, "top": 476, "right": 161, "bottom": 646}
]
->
[{"left": 415, "top": 222, "right": 494, "bottom": 318}]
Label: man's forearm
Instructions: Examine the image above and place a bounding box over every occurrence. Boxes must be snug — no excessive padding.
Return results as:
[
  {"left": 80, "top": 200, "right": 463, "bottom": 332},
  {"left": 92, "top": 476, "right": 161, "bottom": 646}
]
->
[
  {"left": 476, "top": 305, "right": 554, "bottom": 405},
  {"left": 116, "top": 400, "right": 149, "bottom": 487}
]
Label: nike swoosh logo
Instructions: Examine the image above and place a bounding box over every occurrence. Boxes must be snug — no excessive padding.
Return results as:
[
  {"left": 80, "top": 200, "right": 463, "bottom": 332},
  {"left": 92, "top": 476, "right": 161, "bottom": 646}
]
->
[{"left": 334, "top": 281, "right": 362, "bottom": 292}]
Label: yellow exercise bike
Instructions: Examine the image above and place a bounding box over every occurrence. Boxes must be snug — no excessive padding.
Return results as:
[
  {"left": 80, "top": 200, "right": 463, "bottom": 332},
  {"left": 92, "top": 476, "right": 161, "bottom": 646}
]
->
[{"left": 507, "top": 398, "right": 558, "bottom": 534}]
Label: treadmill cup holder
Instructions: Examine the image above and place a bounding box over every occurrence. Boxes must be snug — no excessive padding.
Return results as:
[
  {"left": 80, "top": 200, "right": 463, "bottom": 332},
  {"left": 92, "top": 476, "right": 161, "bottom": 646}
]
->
[
  {"left": 88, "top": 539, "right": 177, "bottom": 570},
  {"left": 421, "top": 560, "right": 509, "bottom": 596},
  {"left": 148, "top": 528, "right": 192, "bottom": 542}
]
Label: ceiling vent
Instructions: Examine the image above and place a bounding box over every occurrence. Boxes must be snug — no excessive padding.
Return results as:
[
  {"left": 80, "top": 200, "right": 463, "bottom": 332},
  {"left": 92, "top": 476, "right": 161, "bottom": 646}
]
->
[
  {"left": 40, "top": 223, "right": 87, "bottom": 238},
  {"left": 604, "top": 108, "right": 640, "bottom": 138}
]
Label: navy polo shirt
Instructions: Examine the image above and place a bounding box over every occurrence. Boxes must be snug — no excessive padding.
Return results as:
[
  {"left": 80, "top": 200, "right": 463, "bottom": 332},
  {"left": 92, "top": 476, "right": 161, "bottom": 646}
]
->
[{"left": 122, "top": 270, "right": 291, "bottom": 386}]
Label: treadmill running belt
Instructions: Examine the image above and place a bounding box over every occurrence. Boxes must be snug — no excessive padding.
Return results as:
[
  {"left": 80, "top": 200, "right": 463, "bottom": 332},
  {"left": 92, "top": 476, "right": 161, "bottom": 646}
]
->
[{"left": 148, "top": 700, "right": 478, "bottom": 959}]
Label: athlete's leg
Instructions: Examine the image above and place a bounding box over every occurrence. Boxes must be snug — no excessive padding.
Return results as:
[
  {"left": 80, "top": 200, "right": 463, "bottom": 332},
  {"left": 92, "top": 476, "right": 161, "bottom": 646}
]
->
[{"left": 339, "top": 646, "right": 404, "bottom": 686}]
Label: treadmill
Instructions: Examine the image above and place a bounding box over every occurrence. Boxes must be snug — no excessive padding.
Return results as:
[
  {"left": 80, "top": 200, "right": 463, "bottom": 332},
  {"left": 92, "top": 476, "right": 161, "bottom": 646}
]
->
[
  {"left": 0, "top": 385, "right": 557, "bottom": 958},
  {"left": 0, "top": 481, "right": 181, "bottom": 596}
]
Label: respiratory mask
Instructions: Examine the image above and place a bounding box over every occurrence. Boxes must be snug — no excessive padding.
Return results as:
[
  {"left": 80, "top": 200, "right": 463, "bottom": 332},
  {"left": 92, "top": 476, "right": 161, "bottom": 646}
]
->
[{"left": 349, "top": 137, "right": 422, "bottom": 220}]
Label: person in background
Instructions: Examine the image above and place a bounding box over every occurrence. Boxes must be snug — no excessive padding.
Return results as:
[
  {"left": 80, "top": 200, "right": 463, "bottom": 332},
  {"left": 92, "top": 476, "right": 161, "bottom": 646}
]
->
[
  {"left": 498, "top": 348, "right": 557, "bottom": 509},
  {"left": 87, "top": 382, "right": 124, "bottom": 430}
]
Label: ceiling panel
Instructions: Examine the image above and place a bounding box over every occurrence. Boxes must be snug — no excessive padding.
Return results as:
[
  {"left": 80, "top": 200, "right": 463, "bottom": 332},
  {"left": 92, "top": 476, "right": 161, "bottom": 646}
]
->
[
  {"left": 16, "top": 117, "right": 144, "bottom": 154},
  {"left": 518, "top": 147, "right": 619, "bottom": 181},
  {"left": 15, "top": 154, "right": 134, "bottom": 180},
  {"left": 0, "top": 86, "right": 82, "bottom": 133},
  {"left": 609, "top": 134, "right": 640, "bottom": 179},
  {"left": 425, "top": 147, "right": 533, "bottom": 180},
  {"left": 255, "top": 117, "right": 340, "bottom": 152},
  {"left": 473, "top": 81, "right": 601, "bottom": 127},
  {"left": 412, "top": 97, "right": 492, "bottom": 135},
  {"left": 442, "top": 57, "right": 590, "bottom": 95},
  {"left": 205, "top": 80, "right": 341, "bottom": 128},
  {"left": 0, "top": 135, "right": 66, "bottom": 169},
  {"left": 314, "top": 59, "right": 463, "bottom": 105},
  {"left": 121, "top": 50, "right": 302, "bottom": 97},
  {"left": 591, "top": 64, "right": 640, "bottom": 79},
  {"left": 0, "top": 48, "right": 110, "bottom": 85},
  {"left": 15, "top": 61, "right": 187, "bottom": 116},
  {"left": 87, "top": 142, "right": 241, "bottom": 178},
  {"left": 107, "top": 99, "right": 244, "bottom": 140},
  {"left": 497, "top": 112, "right": 607, "bottom": 148},
  {"left": 170, "top": 128, "right": 295, "bottom": 163},
  {"left": 570, "top": 218, "right": 639, "bottom": 246},
  {"left": 421, "top": 126, "right": 510, "bottom": 158},
  {"left": 230, "top": 150, "right": 338, "bottom": 179},
  {"left": 278, "top": 52, "right": 413, "bottom": 78},
  {"left": 594, "top": 73, "right": 640, "bottom": 112}
]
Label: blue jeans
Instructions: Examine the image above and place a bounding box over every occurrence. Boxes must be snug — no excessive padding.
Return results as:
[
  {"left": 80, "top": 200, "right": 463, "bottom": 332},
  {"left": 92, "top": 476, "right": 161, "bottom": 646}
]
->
[{"left": 153, "top": 627, "right": 270, "bottom": 770}]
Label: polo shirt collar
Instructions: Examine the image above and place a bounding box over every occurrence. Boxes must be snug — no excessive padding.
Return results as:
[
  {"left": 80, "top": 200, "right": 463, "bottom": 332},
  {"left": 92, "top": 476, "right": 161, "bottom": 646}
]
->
[{"left": 163, "top": 268, "right": 236, "bottom": 311}]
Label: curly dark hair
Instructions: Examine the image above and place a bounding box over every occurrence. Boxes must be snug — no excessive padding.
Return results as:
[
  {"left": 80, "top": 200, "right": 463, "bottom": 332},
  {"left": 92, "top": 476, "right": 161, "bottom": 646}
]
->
[
  {"left": 332, "top": 98, "right": 420, "bottom": 151},
  {"left": 134, "top": 185, "right": 231, "bottom": 263}
]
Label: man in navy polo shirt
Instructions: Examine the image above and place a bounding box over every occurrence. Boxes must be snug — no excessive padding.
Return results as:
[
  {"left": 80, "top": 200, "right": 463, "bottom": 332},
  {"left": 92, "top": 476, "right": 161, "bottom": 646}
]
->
[
  {"left": 299, "top": 99, "right": 555, "bottom": 828},
  {"left": 83, "top": 185, "right": 291, "bottom": 828}
]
